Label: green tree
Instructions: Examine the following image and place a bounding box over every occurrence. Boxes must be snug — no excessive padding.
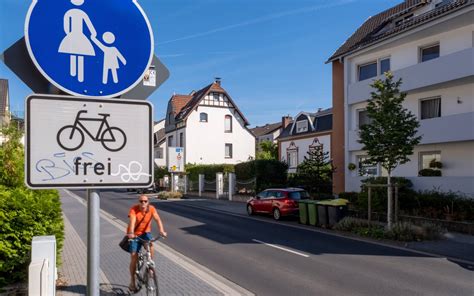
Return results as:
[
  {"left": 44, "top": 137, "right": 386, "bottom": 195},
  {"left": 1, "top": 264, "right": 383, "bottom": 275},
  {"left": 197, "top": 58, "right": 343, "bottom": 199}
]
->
[
  {"left": 256, "top": 140, "right": 278, "bottom": 160},
  {"left": 358, "top": 72, "right": 421, "bottom": 229},
  {"left": 296, "top": 146, "right": 334, "bottom": 198}
]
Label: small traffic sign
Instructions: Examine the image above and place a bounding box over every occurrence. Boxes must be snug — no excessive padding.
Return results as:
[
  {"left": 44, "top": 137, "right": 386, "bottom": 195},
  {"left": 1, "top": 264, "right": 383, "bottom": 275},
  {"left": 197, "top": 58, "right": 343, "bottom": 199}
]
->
[
  {"left": 25, "top": 0, "right": 154, "bottom": 98},
  {"left": 25, "top": 94, "right": 153, "bottom": 188}
]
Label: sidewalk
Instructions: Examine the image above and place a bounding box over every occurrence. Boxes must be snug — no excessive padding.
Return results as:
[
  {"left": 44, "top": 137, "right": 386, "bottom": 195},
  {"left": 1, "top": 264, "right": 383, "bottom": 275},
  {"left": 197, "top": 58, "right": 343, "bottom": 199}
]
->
[
  {"left": 181, "top": 195, "right": 474, "bottom": 265},
  {"left": 57, "top": 190, "right": 253, "bottom": 295}
]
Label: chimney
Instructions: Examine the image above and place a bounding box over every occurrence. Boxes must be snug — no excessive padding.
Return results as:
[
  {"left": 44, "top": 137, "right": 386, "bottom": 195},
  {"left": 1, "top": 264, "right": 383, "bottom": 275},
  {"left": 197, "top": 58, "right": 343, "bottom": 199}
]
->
[
  {"left": 282, "top": 115, "right": 292, "bottom": 129},
  {"left": 317, "top": 107, "right": 323, "bottom": 113},
  {"left": 215, "top": 77, "right": 221, "bottom": 86}
]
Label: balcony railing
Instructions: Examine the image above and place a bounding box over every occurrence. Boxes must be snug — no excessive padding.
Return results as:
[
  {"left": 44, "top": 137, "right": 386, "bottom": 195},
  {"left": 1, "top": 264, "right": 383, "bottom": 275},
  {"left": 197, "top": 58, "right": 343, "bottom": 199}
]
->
[{"left": 348, "top": 47, "right": 474, "bottom": 104}]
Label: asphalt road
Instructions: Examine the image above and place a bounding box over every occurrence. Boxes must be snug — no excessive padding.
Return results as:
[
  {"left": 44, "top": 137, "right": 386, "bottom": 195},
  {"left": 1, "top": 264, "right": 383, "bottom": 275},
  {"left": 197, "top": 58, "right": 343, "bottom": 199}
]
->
[{"left": 71, "top": 190, "right": 473, "bottom": 296}]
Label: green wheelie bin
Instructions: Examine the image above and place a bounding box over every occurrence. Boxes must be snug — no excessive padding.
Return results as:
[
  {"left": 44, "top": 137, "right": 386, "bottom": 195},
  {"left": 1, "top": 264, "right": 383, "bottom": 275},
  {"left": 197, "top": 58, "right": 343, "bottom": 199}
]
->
[
  {"left": 307, "top": 200, "right": 318, "bottom": 226},
  {"left": 298, "top": 200, "right": 309, "bottom": 224}
]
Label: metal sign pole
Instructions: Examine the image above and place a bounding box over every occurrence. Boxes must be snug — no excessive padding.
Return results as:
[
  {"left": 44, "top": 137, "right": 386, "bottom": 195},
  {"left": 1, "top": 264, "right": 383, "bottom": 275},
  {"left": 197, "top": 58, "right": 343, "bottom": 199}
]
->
[{"left": 87, "top": 189, "right": 100, "bottom": 296}]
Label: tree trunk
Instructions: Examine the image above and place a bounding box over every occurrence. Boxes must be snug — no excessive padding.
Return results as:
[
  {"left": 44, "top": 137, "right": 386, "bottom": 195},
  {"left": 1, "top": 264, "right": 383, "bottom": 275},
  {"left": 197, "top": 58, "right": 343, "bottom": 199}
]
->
[{"left": 387, "top": 172, "right": 393, "bottom": 230}]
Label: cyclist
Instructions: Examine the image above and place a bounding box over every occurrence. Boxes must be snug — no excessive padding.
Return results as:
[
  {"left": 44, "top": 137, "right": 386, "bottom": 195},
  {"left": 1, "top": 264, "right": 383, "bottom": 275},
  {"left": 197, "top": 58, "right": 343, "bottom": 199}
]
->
[{"left": 126, "top": 195, "right": 167, "bottom": 292}]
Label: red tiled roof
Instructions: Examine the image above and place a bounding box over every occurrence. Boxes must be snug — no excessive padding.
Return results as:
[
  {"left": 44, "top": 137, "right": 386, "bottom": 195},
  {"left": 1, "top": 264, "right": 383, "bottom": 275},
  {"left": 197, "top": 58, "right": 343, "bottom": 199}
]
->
[
  {"left": 327, "top": 0, "right": 471, "bottom": 62},
  {"left": 171, "top": 81, "right": 250, "bottom": 125}
]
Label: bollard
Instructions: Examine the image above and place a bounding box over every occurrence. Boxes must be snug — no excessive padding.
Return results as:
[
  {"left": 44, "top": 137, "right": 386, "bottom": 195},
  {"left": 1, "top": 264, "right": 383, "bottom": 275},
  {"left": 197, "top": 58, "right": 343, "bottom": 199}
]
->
[
  {"left": 30, "top": 236, "right": 56, "bottom": 296},
  {"left": 198, "top": 174, "right": 204, "bottom": 197}
]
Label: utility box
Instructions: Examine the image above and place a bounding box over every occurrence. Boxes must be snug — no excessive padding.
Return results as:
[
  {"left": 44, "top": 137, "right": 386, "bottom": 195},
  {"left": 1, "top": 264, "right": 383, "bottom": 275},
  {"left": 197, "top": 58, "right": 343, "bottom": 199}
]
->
[
  {"left": 29, "top": 259, "right": 49, "bottom": 296},
  {"left": 31, "top": 236, "right": 56, "bottom": 296}
]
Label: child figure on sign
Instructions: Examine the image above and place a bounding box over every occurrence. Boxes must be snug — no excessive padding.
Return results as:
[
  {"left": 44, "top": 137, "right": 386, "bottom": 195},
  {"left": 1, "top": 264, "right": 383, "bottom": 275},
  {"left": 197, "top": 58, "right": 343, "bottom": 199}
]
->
[{"left": 92, "top": 32, "right": 127, "bottom": 84}]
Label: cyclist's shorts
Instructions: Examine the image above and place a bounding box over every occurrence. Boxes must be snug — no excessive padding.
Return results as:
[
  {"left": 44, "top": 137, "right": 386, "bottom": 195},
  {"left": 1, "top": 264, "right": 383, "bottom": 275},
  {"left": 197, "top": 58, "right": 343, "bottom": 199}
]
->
[{"left": 129, "top": 232, "right": 152, "bottom": 253}]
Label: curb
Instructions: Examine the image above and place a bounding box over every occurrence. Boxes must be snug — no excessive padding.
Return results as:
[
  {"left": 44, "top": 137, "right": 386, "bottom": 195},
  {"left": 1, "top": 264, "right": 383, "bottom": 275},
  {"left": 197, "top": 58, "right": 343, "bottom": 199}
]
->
[{"left": 63, "top": 189, "right": 254, "bottom": 296}]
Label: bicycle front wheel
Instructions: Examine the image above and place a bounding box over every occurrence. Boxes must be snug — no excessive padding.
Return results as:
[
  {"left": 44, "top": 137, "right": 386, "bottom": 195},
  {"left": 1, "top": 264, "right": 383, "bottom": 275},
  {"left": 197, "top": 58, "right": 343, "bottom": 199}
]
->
[
  {"left": 144, "top": 267, "right": 159, "bottom": 296},
  {"left": 57, "top": 125, "right": 84, "bottom": 151}
]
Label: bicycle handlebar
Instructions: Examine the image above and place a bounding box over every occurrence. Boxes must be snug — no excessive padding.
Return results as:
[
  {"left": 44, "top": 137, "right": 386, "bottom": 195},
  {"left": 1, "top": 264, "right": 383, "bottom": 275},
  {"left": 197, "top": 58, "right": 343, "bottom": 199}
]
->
[{"left": 132, "top": 235, "right": 165, "bottom": 243}]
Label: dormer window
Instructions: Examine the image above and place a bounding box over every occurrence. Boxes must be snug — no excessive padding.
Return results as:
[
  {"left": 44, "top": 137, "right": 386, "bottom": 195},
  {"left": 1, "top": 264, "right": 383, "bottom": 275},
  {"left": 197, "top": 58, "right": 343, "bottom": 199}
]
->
[{"left": 296, "top": 120, "right": 308, "bottom": 133}]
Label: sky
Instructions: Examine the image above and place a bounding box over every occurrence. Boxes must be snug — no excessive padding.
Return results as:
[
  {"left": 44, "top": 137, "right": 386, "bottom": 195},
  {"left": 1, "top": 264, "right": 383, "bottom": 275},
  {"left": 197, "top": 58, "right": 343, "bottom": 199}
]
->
[{"left": 0, "top": 0, "right": 401, "bottom": 127}]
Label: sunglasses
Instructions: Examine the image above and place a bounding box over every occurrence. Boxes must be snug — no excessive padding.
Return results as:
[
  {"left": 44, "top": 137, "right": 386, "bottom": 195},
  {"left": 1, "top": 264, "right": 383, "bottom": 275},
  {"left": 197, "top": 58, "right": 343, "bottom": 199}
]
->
[{"left": 139, "top": 200, "right": 148, "bottom": 203}]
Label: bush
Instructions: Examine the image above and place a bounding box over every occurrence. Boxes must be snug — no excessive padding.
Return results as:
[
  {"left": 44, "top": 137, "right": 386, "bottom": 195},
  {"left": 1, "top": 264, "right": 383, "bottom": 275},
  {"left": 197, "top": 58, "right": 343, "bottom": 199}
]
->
[
  {"left": 0, "top": 124, "right": 64, "bottom": 287},
  {"left": 156, "top": 191, "right": 183, "bottom": 200},
  {"left": 154, "top": 166, "right": 168, "bottom": 182},
  {"left": 357, "top": 177, "right": 415, "bottom": 213},
  {"left": 418, "top": 169, "right": 442, "bottom": 176},
  {"left": 334, "top": 218, "right": 445, "bottom": 241},
  {"left": 0, "top": 187, "right": 64, "bottom": 287},
  {"left": 337, "top": 192, "right": 359, "bottom": 204},
  {"left": 235, "top": 160, "right": 288, "bottom": 192},
  {"left": 404, "top": 190, "right": 474, "bottom": 222},
  {"left": 185, "top": 164, "right": 234, "bottom": 182}
]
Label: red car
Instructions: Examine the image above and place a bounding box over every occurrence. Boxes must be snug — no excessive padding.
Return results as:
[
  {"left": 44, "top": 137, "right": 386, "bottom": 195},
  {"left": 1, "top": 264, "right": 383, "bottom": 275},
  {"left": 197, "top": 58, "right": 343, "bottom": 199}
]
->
[{"left": 246, "top": 188, "right": 310, "bottom": 220}]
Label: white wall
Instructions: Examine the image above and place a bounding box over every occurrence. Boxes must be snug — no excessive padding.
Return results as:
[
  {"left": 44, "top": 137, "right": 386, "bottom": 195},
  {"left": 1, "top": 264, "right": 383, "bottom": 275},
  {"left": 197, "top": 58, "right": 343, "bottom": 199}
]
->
[
  {"left": 184, "top": 105, "right": 255, "bottom": 164},
  {"left": 348, "top": 24, "right": 474, "bottom": 83},
  {"left": 280, "top": 134, "right": 331, "bottom": 173}
]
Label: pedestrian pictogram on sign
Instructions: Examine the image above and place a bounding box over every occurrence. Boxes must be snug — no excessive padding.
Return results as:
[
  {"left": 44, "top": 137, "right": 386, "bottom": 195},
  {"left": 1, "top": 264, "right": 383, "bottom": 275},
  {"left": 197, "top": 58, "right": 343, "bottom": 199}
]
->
[{"left": 25, "top": 0, "right": 154, "bottom": 98}]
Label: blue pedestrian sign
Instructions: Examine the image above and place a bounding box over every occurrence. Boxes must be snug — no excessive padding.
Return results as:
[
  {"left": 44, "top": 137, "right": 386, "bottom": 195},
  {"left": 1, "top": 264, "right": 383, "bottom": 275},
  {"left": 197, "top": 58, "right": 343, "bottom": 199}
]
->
[{"left": 25, "top": 0, "right": 154, "bottom": 98}]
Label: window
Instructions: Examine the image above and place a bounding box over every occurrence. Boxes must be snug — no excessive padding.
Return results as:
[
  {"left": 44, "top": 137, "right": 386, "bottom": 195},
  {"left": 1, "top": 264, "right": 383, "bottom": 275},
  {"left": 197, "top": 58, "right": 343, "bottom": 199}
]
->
[
  {"left": 213, "top": 93, "right": 220, "bottom": 101},
  {"left": 358, "top": 58, "right": 391, "bottom": 81},
  {"left": 296, "top": 120, "right": 308, "bottom": 133},
  {"left": 168, "top": 135, "right": 174, "bottom": 147},
  {"left": 358, "top": 109, "right": 372, "bottom": 128},
  {"left": 380, "top": 57, "right": 390, "bottom": 74},
  {"left": 156, "top": 148, "right": 163, "bottom": 159},
  {"left": 225, "top": 115, "right": 232, "bottom": 132},
  {"left": 179, "top": 133, "right": 184, "bottom": 147},
  {"left": 358, "top": 61, "right": 377, "bottom": 81},
  {"left": 225, "top": 143, "right": 233, "bottom": 158},
  {"left": 419, "top": 151, "right": 441, "bottom": 171},
  {"left": 420, "top": 44, "right": 440, "bottom": 62},
  {"left": 287, "top": 151, "right": 298, "bottom": 168},
  {"left": 420, "top": 97, "right": 441, "bottom": 120},
  {"left": 200, "top": 112, "right": 208, "bottom": 122},
  {"left": 357, "top": 156, "right": 378, "bottom": 176},
  {"left": 288, "top": 191, "right": 310, "bottom": 200}
]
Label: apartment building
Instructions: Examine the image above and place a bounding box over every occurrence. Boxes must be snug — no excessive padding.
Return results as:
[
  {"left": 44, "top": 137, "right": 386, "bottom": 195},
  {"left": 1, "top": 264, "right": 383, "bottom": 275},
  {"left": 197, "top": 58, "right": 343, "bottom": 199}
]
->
[{"left": 327, "top": 0, "right": 473, "bottom": 195}]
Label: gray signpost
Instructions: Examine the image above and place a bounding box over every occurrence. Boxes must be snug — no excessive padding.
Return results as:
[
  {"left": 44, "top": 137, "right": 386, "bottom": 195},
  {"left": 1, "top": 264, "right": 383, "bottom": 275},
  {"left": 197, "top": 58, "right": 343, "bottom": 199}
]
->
[{"left": 1, "top": 0, "right": 170, "bottom": 294}]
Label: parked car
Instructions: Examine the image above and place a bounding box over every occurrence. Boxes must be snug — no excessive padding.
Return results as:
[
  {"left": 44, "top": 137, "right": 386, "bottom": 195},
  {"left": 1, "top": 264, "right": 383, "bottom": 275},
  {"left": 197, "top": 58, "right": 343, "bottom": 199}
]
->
[{"left": 246, "top": 188, "right": 310, "bottom": 220}]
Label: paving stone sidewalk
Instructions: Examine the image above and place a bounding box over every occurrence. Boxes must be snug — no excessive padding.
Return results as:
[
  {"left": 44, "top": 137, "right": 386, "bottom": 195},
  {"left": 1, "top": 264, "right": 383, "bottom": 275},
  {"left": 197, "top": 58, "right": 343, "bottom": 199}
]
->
[{"left": 57, "top": 190, "right": 252, "bottom": 296}]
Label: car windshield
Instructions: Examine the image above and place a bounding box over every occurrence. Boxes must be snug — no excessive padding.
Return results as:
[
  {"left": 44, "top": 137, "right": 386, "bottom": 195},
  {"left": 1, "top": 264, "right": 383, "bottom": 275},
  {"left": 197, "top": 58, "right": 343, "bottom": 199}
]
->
[{"left": 288, "top": 191, "right": 309, "bottom": 200}]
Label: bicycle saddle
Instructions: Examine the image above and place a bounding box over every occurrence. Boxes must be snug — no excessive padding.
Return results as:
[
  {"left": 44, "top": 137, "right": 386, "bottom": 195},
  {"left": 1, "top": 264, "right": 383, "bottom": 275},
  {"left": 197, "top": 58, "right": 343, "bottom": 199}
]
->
[{"left": 98, "top": 113, "right": 111, "bottom": 117}]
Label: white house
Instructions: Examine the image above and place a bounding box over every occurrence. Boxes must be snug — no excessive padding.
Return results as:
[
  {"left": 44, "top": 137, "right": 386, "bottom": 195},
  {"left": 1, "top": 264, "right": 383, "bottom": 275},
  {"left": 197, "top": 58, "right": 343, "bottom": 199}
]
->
[
  {"left": 153, "top": 119, "right": 166, "bottom": 167},
  {"left": 163, "top": 79, "right": 255, "bottom": 166},
  {"left": 277, "top": 109, "right": 333, "bottom": 174},
  {"left": 327, "top": 0, "right": 474, "bottom": 195}
]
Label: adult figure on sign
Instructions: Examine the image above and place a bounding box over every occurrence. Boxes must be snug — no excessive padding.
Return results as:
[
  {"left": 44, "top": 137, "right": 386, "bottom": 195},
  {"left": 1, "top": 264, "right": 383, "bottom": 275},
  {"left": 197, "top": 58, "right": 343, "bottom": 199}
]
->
[{"left": 58, "top": 0, "right": 97, "bottom": 83}]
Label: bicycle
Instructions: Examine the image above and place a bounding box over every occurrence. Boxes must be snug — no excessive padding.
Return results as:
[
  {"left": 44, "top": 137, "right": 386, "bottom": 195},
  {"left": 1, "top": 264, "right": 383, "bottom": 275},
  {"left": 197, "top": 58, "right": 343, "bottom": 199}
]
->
[
  {"left": 133, "top": 236, "right": 163, "bottom": 295},
  {"left": 57, "top": 110, "right": 127, "bottom": 152}
]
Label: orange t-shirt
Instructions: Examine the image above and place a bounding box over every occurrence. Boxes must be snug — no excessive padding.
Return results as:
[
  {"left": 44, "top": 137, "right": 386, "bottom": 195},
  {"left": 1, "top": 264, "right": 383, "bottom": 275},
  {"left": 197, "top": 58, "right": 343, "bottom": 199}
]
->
[{"left": 127, "top": 205, "right": 156, "bottom": 235}]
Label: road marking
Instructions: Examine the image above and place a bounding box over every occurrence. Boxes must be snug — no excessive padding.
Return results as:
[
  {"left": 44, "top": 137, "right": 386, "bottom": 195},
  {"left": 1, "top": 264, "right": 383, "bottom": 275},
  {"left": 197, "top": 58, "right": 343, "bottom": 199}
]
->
[
  {"left": 252, "top": 239, "right": 309, "bottom": 258},
  {"left": 176, "top": 201, "right": 474, "bottom": 266}
]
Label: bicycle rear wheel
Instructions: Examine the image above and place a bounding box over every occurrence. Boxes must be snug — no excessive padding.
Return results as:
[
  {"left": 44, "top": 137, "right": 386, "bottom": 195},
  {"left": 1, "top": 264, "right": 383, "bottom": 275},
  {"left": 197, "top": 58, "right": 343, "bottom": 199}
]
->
[{"left": 144, "top": 267, "right": 159, "bottom": 296}]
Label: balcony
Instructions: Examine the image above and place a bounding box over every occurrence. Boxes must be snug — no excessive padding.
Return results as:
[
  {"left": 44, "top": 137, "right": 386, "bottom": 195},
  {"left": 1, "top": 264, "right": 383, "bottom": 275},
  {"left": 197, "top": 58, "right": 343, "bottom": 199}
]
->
[
  {"left": 348, "top": 47, "right": 474, "bottom": 105},
  {"left": 347, "top": 112, "right": 474, "bottom": 151}
]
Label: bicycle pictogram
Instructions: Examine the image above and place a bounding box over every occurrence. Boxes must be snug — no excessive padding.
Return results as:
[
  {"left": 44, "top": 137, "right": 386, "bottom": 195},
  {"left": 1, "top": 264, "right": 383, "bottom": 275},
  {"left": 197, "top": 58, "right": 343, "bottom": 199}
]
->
[{"left": 57, "top": 110, "right": 127, "bottom": 152}]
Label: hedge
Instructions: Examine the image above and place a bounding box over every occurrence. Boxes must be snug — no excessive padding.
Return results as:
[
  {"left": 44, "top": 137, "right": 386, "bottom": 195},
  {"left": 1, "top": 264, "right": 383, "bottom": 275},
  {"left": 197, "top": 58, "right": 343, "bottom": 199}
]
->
[
  {"left": 341, "top": 177, "right": 474, "bottom": 222},
  {"left": 235, "top": 160, "right": 288, "bottom": 192},
  {"left": 185, "top": 164, "right": 235, "bottom": 182},
  {"left": 0, "top": 124, "right": 64, "bottom": 287},
  {"left": 0, "top": 187, "right": 64, "bottom": 287}
]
